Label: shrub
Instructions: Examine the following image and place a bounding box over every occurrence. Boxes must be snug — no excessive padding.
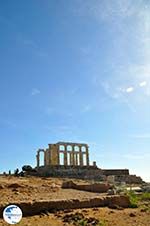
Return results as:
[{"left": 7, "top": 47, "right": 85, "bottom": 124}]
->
[
  {"left": 127, "top": 191, "right": 138, "bottom": 208},
  {"left": 140, "top": 192, "right": 150, "bottom": 201}
]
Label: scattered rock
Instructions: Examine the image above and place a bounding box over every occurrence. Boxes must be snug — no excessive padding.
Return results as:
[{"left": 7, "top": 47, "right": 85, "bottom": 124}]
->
[
  {"left": 54, "top": 213, "right": 62, "bottom": 218},
  {"left": 92, "top": 208, "right": 99, "bottom": 211},
  {"left": 87, "top": 217, "right": 99, "bottom": 225},
  {"left": 109, "top": 210, "right": 114, "bottom": 214},
  {"left": 41, "top": 210, "right": 49, "bottom": 216},
  {"left": 82, "top": 209, "right": 88, "bottom": 213},
  {"left": 62, "top": 212, "right": 84, "bottom": 224},
  {"left": 0, "top": 185, "right": 5, "bottom": 189},
  {"left": 12, "top": 188, "right": 18, "bottom": 192},
  {"left": 7, "top": 183, "right": 23, "bottom": 189},
  {"left": 129, "top": 213, "right": 136, "bottom": 217},
  {"left": 62, "top": 212, "right": 100, "bottom": 226},
  {"left": 107, "top": 188, "right": 117, "bottom": 195},
  {"left": 14, "top": 191, "right": 20, "bottom": 195},
  {"left": 140, "top": 208, "right": 148, "bottom": 212},
  {"left": 63, "top": 209, "right": 73, "bottom": 213}
]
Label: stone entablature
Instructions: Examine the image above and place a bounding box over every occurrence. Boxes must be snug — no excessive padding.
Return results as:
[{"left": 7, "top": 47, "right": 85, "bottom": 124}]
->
[{"left": 36, "top": 142, "right": 91, "bottom": 168}]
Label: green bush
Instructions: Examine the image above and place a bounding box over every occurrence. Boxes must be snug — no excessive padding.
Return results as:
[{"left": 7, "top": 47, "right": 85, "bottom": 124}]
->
[
  {"left": 127, "top": 191, "right": 138, "bottom": 208},
  {"left": 140, "top": 192, "right": 150, "bottom": 201},
  {"left": 78, "top": 219, "right": 88, "bottom": 226}
]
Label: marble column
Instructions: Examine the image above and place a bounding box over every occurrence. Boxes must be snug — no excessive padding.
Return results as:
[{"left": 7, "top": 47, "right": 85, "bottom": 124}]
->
[
  {"left": 74, "top": 153, "right": 77, "bottom": 165},
  {"left": 44, "top": 151, "right": 46, "bottom": 166},
  {"left": 70, "top": 152, "right": 73, "bottom": 165},
  {"left": 64, "top": 146, "right": 68, "bottom": 166},
  {"left": 36, "top": 153, "right": 39, "bottom": 168},
  {"left": 79, "top": 146, "right": 83, "bottom": 166},
  {"left": 72, "top": 145, "right": 75, "bottom": 166},
  {"left": 86, "top": 147, "right": 89, "bottom": 166}
]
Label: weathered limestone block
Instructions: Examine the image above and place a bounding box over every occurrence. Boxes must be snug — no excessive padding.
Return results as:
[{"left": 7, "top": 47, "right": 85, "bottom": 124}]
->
[
  {"left": 62, "top": 181, "right": 111, "bottom": 193},
  {"left": 0, "top": 195, "right": 130, "bottom": 217}
]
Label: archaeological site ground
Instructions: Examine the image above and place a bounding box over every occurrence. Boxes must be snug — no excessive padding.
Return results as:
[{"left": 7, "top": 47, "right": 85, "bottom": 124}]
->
[{"left": 0, "top": 141, "right": 149, "bottom": 226}]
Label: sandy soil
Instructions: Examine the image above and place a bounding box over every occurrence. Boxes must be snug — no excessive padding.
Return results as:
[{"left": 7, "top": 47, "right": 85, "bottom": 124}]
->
[
  {"left": 0, "top": 207, "right": 149, "bottom": 226},
  {"left": 0, "top": 176, "right": 149, "bottom": 226},
  {"left": 0, "top": 176, "right": 102, "bottom": 204}
]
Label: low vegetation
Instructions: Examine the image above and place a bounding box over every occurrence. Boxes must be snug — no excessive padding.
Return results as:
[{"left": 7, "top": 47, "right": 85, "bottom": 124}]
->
[
  {"left": 127, "top": 191, "right": 138, "bottom": 208},
  {"left": 140, "top": 192, "right": 150, "bottom": 201},
  {"left": 127, "top": 190, "right": 150, "bottom": 208}
]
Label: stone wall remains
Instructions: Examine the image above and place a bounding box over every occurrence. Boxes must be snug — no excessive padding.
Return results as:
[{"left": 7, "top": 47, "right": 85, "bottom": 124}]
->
[
  {"left": 62, "top": 181, "right": 111, "bottom": 193},
  {"left": 0, "top": 195, "right": 130, "bottom": 217}
]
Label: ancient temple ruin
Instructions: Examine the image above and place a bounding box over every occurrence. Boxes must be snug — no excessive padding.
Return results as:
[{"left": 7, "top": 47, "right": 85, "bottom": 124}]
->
[
  {"left": 35, "top": 141, "right": 100, "bottom": 178},
  {"left": 36, "top": 142, "right": 91, "bottom": 168},
  {"left": 34, "top": 141, "right": 143, "bottom": 183}
]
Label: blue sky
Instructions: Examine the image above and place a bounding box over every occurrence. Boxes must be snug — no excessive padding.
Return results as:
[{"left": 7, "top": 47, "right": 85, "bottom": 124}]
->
[{"left": 0, "top": 0, "right": 150, "bottom": 182}]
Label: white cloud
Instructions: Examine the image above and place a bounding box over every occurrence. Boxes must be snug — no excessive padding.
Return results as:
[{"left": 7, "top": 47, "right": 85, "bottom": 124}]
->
[
  {"left": 139, "top": 81, "right": 147, "bottom": 87},
  {"left": 31, "top": 88, "right": 40, "bottom": 96},
  {"left": 101, "top": 82, "right": 121, "bottom": 99},
  {"left": 126, "top": 87, "right": 134, "bottom": 93},
  {"left": 100, "top": 82, "right": 137, "bottom": 112},
  {"left": 130, "top": 133, "right": 150, "bottom": 139},
  {"left": 79, "top": 1, "right": 150, "bottom": 111}
]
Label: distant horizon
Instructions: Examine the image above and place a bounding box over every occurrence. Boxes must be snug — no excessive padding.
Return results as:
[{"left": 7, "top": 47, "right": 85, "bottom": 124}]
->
[{"left": 0, "top": 139, "right": 149, "bottom": 183}]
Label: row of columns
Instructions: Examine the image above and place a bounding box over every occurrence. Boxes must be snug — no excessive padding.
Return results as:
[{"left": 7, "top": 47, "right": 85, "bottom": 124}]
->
[
  {"left": 61, "top": 145, "right": 89, "bottom": 166},
  {"left": 36, "top": 144, "right": 90, "bottom": 168}
]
